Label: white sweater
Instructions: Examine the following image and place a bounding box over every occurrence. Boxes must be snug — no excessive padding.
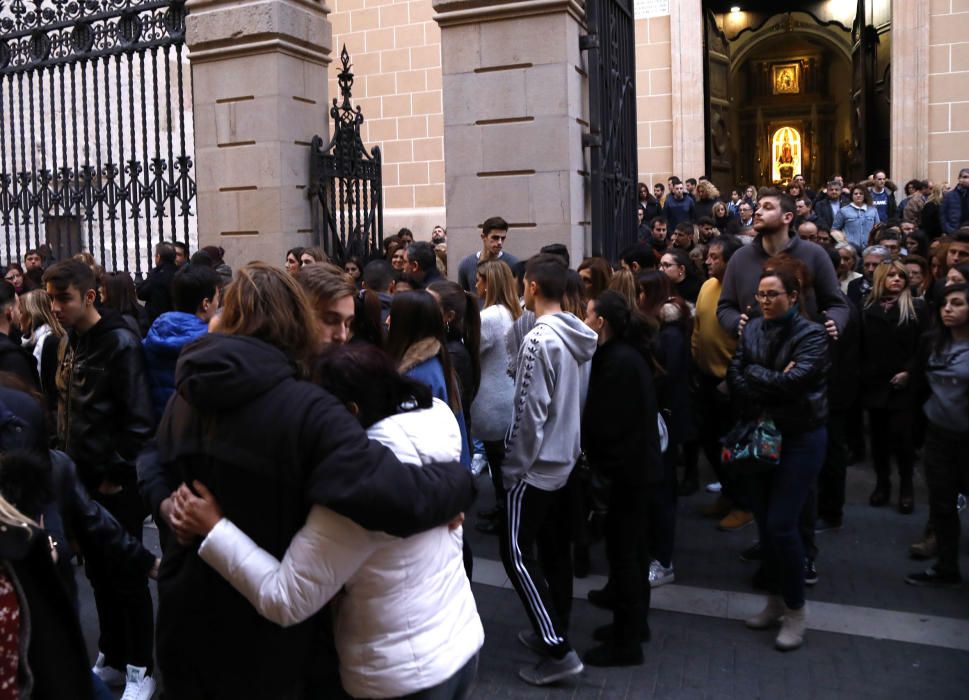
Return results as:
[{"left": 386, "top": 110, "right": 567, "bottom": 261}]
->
[
  {"left": 470, "top": 304, "right": 516, "bottom": 441},
  {"left": 198, "top": 398, "right": 483, "bottom": 698}
]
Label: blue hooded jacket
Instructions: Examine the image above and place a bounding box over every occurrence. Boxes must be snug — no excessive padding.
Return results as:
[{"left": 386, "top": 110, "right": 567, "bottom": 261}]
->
[{"left": 142, "top": 312, "right": 209, "bottom": 420}]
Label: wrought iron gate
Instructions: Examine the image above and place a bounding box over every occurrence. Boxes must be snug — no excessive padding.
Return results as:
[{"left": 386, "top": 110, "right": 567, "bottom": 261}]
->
[
  {"left": 309, "top": 46, "right": 383, "bottom": 262},
  {"left": 0, "top": 0, "right": 196, "bottom": 275},
  {"left": 583, "top": 0, "right": 638, "bottom": 262}
]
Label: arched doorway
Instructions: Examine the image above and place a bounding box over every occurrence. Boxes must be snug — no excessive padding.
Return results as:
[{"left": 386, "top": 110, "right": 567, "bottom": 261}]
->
[{"left": 701, "top": 3, "right": 892, "bottom": 191}]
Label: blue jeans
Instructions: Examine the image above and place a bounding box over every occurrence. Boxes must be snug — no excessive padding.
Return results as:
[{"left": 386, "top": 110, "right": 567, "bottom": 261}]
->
[{"left": 746, "top": 427, "right": 827, "bottom": 610}]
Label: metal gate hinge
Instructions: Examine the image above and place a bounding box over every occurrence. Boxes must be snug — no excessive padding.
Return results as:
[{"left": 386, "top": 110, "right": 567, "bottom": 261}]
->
[
  {"left": 582, "top": 132, "right": 601, "bottom": 148},
  {"left": 579, "top": 34, "right": 598, "bottom": 51}
]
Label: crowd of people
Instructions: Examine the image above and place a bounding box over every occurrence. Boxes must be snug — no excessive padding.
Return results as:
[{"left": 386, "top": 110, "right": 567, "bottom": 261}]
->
[{"left": 0, "top": 169, "right": 966, "bottom": 699}]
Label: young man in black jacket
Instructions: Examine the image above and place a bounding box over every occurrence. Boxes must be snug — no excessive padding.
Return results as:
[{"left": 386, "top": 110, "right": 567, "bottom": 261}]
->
[
  {"left": 44, "top": 259, "right": 157, "bottom": 700},
  {"left": 137, "top": 242, "right": 177, "bottom": 320}
]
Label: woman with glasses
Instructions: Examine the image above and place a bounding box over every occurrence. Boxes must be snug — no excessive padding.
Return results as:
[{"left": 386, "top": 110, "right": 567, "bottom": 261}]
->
[
  {"left": 659, "top": 249, "right": 702, "bottom": 304},
  {"left": 4, "top": 263, "right": 33, "bottom": 295},
  {"left": 861, "top": 260, "right": 929, "bottom": 513},
  {"left": 728, "top": 265, "right": 829, "bottom": 652}
]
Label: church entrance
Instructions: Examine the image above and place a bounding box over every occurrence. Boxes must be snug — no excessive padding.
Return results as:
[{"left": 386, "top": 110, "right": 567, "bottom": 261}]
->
[{"left": 701, "top": 1, "right": 892, "bottom": 192}]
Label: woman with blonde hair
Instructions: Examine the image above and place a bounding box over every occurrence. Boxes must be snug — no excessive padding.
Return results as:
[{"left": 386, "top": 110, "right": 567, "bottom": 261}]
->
[
  {"left": 149, "top": 262, "right": 473, "bottom": 698},
  {"left": 608, "top": 268, "right": 638, "bottom": 309},
  {"left": 694, "top": 180, "right": 721, "bottom": 220},
  {"left": 861, "top": 259, "right": 929, "bottom": 513},
  {"left": 18, "top": 290, "right": 63, "bottom": 410},
  {"left": 473, "top": 259, "right": 522, "bottom": 534}
]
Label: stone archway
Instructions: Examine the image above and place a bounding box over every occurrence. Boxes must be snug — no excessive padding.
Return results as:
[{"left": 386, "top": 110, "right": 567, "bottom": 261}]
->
[{"left": 670, "top": 1, "right": 929, "bottom": 185}]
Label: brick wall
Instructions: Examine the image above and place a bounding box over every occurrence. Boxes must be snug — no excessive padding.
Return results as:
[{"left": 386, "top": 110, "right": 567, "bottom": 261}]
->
[
  {"left": 328, "top": 0, "right": 445, "bottom": 236},
  {"left": 635, "top": 15, "right": 674, "bottom": 188},
  {"left": 928, "top": 0, "right": 969, "bottom": 184}
]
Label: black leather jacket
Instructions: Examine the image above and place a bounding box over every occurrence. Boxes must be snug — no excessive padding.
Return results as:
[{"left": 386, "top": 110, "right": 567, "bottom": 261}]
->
[
  {"left": 55, "top": 311, "right": 154, "bottom": 489},
  {"left": 727, "top": 312, "right": 830, "bottom": 434}
]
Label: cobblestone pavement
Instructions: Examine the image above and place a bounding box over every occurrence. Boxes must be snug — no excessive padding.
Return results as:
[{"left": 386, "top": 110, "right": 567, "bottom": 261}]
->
[{"left": 77, "top": 459, "right": 969, "bottom": 699}]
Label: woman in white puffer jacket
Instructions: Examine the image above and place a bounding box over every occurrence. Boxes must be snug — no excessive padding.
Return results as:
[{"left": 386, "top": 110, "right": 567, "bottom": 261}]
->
[{"left": 171, "top": 344, "right": 484, "bottom": 700}]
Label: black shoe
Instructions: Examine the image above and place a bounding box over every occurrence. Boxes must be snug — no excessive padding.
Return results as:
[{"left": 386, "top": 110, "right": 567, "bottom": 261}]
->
[
  {"left": 587, "top": 587, "right": 614, "bottom": 611},
  {"left": 905, "top": 567, "right": 963, "bottom": 588},
  {"left": 804, "top": 558, "right": 818, "bottom": 586},
  {"left": 478, "top": 504, "right": 502, "bottom": 519},
  {"left": 740, "top": 542, "right": 763, "bottom": 562},
  {"left": 814, "top": 517, "right": 843, "bottom": 533},
  {"left": 592, "top": 622, "right": 651, "bottom": 643},
  {"left": 583, "top": 642, "right": 644, "bottom": 667},
  {"left": 869, "top": 482, "right": 891, "bottom": 507},
  {"left": 898, "top": 480, "right": 915, "bottom": 514},
  {"left": 474, "top": 518, "right": 501, "bottom": 535},
  {"left": 677, "top": 479, "right": 699, "bottom": 497}
]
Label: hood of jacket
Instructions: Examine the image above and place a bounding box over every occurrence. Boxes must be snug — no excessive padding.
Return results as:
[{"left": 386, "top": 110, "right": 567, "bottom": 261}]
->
[
  {"left": 398, "top": 337, "right": 441, "bottom": 374},
  {"left": 175, "top": 333, "right": 299, "bottom": 411},
  {"left": 534, "top": 312, "right": 597, "bottom": 365},
  {"left": 368, "top": 397, "right": 462, "bottom": 467},
  {"left": 143, "top": 312, "right": 208, "bottom": 356},
  {"left": 71, "top": 308, "right": 132, "bottom": 342}
]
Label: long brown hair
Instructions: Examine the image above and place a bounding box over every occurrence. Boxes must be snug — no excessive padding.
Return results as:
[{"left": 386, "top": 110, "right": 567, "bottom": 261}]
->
[
  {"left": 476, "top": 259, "right": 522, "bottom": 319},
  {"left": 218, "top": 262, "right": 321, "bottom": 376}
]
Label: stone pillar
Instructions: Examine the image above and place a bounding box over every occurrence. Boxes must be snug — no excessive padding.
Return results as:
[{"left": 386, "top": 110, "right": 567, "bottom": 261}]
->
[
  {"left": 433, "top": 0, "right": 587, "bottom": 270},
  {"left": 669, "top": 0, "right": 704, "bottom": 179},
  {"left": 186, "top": 0, "right": 332, "bottom": 264},
  {"left": 891, "top": 0, "right": 929, "bottom": 185}
]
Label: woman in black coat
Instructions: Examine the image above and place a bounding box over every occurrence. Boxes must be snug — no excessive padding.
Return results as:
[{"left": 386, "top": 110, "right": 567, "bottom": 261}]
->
[
  {"left": 581, "top": 291, "right": 661, "bottom": 667},
  {"left": 860, "top": 260, "right": 929, "bottom": 513},
  {"left": 144, "top": 263, "right": 474, "bottom": 700},
  {"left": 636, "top": 271, "right": 695, "bottom": 588},
  {"left": 727, "top": 267, "right": 829, "bottom": 652}
]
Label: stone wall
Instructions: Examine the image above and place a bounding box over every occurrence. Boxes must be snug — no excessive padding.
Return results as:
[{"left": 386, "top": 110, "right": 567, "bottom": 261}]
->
[
  {"left": 328, "top": 0, "right": 446, "bottom": 239},
  {"left": 928, "top": 0, "right": 969, "bottom": 184},
  {"left": 635, "top": 15, "right": 674, "bottom": 187}
]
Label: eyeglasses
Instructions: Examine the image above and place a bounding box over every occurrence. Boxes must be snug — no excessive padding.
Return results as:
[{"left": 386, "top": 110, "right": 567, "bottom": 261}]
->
[
  {"left": 659, "top": 262, "right": 680, "bottom": 269},
  {"left": 755, "top": 290, "right": 788, "bottom": 301}
]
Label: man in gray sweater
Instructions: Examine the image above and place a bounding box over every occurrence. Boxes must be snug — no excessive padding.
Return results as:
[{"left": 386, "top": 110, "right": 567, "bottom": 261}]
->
[
  {"left": 500, "top": 254, "right": 597, "bottom": 687},
  {"left": 717, "top": 188, "right": 849, "bottom": 339}
]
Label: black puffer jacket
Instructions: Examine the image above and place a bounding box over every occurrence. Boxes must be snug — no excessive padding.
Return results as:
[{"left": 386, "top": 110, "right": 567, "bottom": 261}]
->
[
  {"left": 0, "top": 332, "right": 39, "bottom": 389},
  {"left": 727, "top": 312, "right": 830, "bottom": 434},
  {"left": 153, "top": 333, "right": 474, "bottom": 700},
  {"left": 55, "top": 310, "right": 154, "bottom": 490}
]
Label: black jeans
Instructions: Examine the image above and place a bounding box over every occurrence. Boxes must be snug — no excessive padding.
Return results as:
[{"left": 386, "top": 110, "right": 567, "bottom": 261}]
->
[
  {"left": 697, "top": 373, "right": 743, "bottom": 505},
  {"left": 817, "top": 410, "right": 849, "bottom": 522},
  {"left": 605, "top": 483, "right": 651, "bottom": 647},
  {"left": 394, "top": 653, "right": 478, "bottom": 700},
  {"left": 646, "top": 450, "right": 677, "bottom": 568},
  {"left": 746, "top": 427, "right": 826, "bottom": 610},
  {"left": 868, "top": 406, "right": 915, "bottom": 484},
  {"left": 923, "top": 423, "right": 969, "bottom": 576},
  {"left": 87, "top": 479, "right": 154, "bottom": 671},
  {"left": 500, "top": 481, "right": 573, "bottom": 658}
]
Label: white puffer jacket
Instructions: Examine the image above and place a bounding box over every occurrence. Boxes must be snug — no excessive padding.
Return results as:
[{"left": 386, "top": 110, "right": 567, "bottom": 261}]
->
[{"left": 198, "top": 398, "right": 483, "bottom": 698}]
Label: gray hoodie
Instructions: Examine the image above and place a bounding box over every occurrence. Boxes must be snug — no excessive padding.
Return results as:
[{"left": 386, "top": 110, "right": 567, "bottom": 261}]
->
[{"left": 503, "top": 312, "right": 598, "bottom": 491}]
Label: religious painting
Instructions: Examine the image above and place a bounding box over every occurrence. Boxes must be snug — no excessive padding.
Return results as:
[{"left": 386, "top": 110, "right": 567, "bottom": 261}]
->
[
  {"left": 772, "top": 63, "right": 800, "bottom": 95},
  {"left": 771, "top": 126, "right": 802, "bottom": 185}
]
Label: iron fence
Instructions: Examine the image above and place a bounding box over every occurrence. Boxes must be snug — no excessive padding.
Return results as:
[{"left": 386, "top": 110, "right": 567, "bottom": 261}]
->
[{"left": 0, "top": 0, "right": 196, "bottom": 275}]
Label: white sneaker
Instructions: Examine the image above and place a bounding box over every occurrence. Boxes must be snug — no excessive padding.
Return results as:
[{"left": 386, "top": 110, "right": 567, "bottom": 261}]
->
[
  {"left": 648, "top": 560, "right": 675, "bottom": 588},
  {"left": 705, "top": 481, "right": 722, "bottom": 493},
  {"left": 91, "top": 652, "right": 125, "bottom": 688},
  {"left": 121, "top": 665, "right": 157, "bottom": 700},
  {"left": 470, "top": 452, "right": 489, "bottom": 477}
]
